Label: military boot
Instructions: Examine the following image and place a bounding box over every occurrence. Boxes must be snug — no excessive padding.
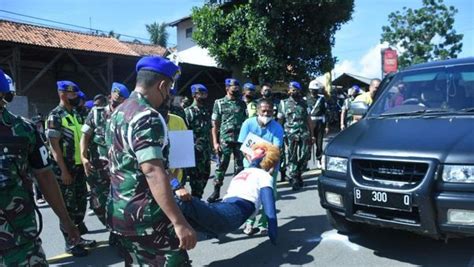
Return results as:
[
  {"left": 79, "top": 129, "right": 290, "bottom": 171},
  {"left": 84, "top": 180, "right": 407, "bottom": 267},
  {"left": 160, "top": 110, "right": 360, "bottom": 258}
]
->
[{"left": 207, "top": 183, "right": 222, "bottom": 203}]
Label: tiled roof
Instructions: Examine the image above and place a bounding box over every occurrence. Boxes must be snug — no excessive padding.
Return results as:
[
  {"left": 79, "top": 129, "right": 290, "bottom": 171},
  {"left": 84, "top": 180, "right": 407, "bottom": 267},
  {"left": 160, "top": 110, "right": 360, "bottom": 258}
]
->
[
  {"left": 0, "top": 20, "right": 165, "bottom": 57},
  {"left": 122, "top": 42, "right": 167, "bottom": 56}
]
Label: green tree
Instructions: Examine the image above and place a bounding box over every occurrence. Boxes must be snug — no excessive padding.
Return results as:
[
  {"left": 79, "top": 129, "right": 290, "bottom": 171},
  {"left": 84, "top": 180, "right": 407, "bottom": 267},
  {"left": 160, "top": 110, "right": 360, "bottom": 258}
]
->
[
  {"left": 108, "top": 30, "right": 121, "bottom": 39},
  {"left": 381, "top": 0, "right": 463, "bottom": 68},
  {"left": 146, "top": 22, "right": 169, "bottom": 47},
  {"left": 192, "top": 0, "right": 353, "bottom": 83}
]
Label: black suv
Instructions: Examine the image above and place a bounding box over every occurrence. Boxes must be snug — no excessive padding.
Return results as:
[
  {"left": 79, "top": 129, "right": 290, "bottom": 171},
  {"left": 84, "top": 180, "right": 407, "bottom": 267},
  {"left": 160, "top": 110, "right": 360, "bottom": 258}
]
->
[{"left": 318, "top": 57, "right": 474, "bottom": 239}]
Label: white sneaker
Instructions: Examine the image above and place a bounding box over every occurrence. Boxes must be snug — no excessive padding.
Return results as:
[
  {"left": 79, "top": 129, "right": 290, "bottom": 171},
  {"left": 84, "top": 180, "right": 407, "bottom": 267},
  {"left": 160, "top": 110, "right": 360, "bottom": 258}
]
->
[
  {"left": 243, "top": 223, "right": 254, "bottom": 235},
  {"left": 259, "top": 227, "right": 268, "bottom": 235}
]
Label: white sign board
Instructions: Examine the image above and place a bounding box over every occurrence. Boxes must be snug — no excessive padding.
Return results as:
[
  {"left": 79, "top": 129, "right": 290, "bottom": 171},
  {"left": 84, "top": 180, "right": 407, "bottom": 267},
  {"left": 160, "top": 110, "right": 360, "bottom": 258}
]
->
[
  {"left": 240, "top": 132, "right": 272, "bottom": 156},
  {"left": 168, "top": 130, "right": 196, "bottom": 169}
]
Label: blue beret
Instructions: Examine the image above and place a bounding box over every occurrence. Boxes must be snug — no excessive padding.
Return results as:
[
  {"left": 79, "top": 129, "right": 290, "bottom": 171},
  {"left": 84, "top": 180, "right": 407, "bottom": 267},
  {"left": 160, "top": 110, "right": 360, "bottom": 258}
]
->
[
  {"left": 85, "top": 100, "right": 94, "bottom": 109},
  {"left": 243, "top": 83, "right": 256, "bottom": 91},
  {"left": 57, "top": 81, "right": 80, "bottom": 92},
  {"left": 78, "top": 91, "right": 86, "bottom": 100},
  {"left": 136, "top": 56, "right": 181, "bottom": 82},
  {"left": 289, "top": 81, "right": 302, "bottom": 90},
  {"left": 225, "top": 78, "right": 240, "bottom": 87},
  {"left": 190, "top": 84, "right": 208, "bottom": 94},
  {"left": 111, "top": 82, "right": 130, "bottom": 99},
  {"left": 0, "top": 69, "right": 9, "bottom": 93}
]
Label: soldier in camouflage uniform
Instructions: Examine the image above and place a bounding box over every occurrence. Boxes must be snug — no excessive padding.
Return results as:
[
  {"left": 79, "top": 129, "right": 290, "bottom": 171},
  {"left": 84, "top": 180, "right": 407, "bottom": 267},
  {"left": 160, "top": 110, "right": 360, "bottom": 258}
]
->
[
  {"left": 0, "top": 69, "right": 80, "bottom": 265},
  {"left": 105, "top": 56, "right": 196, "bottom": 266},
  {"left": 46, "top": 81, "right": 96, "bottom": 256},
  {"left": 278, "top": 81, "right": 314, "bottom": 191},
  {"left": 243, "top": 82, "right": 257, "bottom": 118},
  {"left": 208, "top": 78, "right": 247, "bottom": 203},
  {"left": 80, "top": 82, "right": 130, "bottom": 227},
  {"left": 184, "top": 84, "right": 212, "bottom": 199}
]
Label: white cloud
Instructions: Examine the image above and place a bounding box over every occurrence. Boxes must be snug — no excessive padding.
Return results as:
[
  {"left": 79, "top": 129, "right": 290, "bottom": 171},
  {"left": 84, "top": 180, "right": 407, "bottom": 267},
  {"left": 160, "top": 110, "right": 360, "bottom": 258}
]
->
[{"left": 333, "top": 42, "right": 392, "bottom": 80}]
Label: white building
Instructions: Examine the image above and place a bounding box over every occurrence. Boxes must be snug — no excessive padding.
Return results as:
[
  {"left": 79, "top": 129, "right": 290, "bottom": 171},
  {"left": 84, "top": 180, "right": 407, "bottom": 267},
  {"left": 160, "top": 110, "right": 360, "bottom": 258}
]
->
[{"left": 168, "top": 16, "right": 219, "bottom": 68}]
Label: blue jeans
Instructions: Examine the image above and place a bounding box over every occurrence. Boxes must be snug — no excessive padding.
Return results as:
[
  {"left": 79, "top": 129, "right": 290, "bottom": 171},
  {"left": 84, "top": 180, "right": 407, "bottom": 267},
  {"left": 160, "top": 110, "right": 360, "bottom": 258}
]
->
[{"left": 176, "top": 197, "right": 255, "bottom": 236}]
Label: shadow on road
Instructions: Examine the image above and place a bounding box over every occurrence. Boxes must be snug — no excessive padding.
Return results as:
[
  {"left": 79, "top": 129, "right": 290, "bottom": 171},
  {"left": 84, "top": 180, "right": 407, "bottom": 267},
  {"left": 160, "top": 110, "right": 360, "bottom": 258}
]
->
[
  {"left": 347, "top": 227, "right": 474, "bottom": 266},
  {"left": 48, "top": 242, "right": 123, "bottom": 266},
  {"left": 207, "top": 215, "right": 330, "bottom": 266}
]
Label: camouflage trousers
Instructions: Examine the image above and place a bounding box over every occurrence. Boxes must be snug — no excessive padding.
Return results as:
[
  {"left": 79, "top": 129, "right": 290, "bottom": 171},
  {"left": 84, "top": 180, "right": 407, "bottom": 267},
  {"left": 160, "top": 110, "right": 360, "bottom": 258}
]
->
[
  {"left": 0, "top": 238, "right": 47, "bottom": 267},
  {"left": 57, "top": 165, "right": 88, "bottom": 228},
  {"left": 186, "top": 149, "right": 211, "bottom": 199},
  {"left": 287, "top": 136, "right": 310, "bottom": 181},
  {"left": 214, "top": 141, "right": 244, "bottom": 184},
  {"left": 120, "top": 219, "right": 190, "bottom": 267},
  {"left": 85, "top": 159, "right": 110, "bottom": 226}
]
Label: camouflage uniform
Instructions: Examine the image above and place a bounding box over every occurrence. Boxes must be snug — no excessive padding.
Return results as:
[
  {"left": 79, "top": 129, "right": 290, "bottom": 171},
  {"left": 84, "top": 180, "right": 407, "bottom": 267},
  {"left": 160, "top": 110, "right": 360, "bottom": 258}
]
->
[
  {"left": 105, "top": 91, "right": 189, "bottom": 266},
  {"left": 0, "top": 108, "right": 50, "bottom": 266},
  {"left": 81, "top": 105, "right": 113, "bottom": 226},
  {"left": 278, "top": 96, "right": 311, "bottom": 186},
  {"left": 170, "top": 105, "right": 186, "bottom": 122},
  {"left": 212, "top": 96, "right": 247, "bottom": 184},
  {"left": 46, "top": 105, "right": 88, "bottom": 230},
  {"left": 184, "top": 101, "right": 212, "bottom": 199}
]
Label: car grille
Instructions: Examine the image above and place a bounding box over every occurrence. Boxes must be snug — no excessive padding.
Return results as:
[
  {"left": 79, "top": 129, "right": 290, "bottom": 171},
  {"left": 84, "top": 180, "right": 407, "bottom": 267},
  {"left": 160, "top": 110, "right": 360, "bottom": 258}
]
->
[{"left": 352, "top": 159, "right": 429, "bottom": 187}]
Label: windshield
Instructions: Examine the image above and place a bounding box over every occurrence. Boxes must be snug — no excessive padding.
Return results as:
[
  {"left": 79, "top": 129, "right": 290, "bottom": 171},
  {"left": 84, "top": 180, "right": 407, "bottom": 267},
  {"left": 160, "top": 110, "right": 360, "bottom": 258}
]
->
[{"left": 367, "top": 62, "right": 474, "bottom": 117}]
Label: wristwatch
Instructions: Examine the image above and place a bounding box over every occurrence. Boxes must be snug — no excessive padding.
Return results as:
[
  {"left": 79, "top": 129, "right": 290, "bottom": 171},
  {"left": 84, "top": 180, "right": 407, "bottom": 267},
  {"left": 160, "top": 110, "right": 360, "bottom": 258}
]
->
[{"left": 170, "top": 178, "right": 182, "bottom": 191}]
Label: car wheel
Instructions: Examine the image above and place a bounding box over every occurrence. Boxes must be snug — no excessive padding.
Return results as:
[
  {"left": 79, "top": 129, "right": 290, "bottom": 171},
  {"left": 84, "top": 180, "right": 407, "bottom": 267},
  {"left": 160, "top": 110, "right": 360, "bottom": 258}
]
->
[{"left": 326, "top": 210, "right": 360, "bottom": 234}]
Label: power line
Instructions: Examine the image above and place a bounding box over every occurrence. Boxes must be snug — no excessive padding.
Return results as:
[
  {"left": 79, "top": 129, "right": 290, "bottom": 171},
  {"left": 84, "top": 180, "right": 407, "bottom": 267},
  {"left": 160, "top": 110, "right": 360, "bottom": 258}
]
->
[{"left": 0, "top": 9, "right": 152, "bottom": 43}]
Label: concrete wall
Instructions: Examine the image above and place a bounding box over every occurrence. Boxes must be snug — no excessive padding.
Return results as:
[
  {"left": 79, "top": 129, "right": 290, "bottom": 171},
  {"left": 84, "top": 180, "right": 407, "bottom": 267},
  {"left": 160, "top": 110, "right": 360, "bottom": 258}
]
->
[{"left": 176, "top": 19, "right": 196, "bottom": 52}]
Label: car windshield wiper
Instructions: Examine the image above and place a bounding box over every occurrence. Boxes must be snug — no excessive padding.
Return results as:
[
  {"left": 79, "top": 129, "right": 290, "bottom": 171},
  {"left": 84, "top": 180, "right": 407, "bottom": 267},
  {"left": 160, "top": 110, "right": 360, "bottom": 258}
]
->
[{"left": 378, "top": 108, "right": 449, "bottom": 117}]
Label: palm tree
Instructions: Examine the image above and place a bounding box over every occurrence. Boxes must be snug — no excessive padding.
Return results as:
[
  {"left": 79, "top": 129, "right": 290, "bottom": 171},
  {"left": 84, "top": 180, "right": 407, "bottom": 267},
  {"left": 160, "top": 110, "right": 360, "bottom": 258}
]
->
[{"left": 146, "top": 22, "right": 168, "bottom": 47}]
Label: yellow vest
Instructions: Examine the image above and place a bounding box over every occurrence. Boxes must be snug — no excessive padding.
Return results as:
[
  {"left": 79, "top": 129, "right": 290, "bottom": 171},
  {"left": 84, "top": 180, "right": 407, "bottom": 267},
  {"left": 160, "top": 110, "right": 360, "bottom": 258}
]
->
[{"left": 60, "top": 113, "right": 83, "bottom": 165}]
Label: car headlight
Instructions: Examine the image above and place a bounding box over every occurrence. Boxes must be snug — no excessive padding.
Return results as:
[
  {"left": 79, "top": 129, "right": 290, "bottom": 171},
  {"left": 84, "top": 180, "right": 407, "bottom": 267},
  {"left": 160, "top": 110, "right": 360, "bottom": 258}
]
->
[
  {"left": 326, "top": 156, "right": 348, "bottom": 174},
  {"left": 442, "top": 165, "right": 474, "bottom": 183}
]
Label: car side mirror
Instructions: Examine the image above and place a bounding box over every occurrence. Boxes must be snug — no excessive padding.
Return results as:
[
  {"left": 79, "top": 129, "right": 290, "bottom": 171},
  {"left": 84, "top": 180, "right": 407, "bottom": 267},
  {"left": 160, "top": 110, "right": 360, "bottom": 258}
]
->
[{"left": 350, "top": 101, "right": 369, "bottom": 116}]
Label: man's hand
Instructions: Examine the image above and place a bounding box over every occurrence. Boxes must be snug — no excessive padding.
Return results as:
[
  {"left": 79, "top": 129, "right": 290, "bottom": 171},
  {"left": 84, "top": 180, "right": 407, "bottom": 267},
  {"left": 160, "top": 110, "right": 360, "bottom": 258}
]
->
[
  {"left": 82, "top": 158, "right": 94, "bottom": 177},
  {"left": 174, "top": 221, "right": 197, "bottom": 250},
  {"left": 213, "top": 142, "right": 221, "bottom": 153},
  {"left": 175, "top": 188, "right": 192, "bottom": 201},
  {"left": 340, "top": 124, "right": 345, "bottom": 131},
  {"left": 325, "top": 127, "right": 330, "bottom": 135},
  {"left": 310, "top": 136, "right": 316, "bottom": 146},
  {"left": 61, "top": 221, "right": 80, "bottom": 245},
  {"left": 61, "top": 170, "right": 74, "bottom": 185}
]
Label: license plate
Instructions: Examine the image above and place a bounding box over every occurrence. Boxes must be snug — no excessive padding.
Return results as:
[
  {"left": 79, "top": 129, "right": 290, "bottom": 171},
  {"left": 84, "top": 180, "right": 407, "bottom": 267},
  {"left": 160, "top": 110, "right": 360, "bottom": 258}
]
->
[{"left": 354, "top": 188, "right": 412, "bottom": 211}]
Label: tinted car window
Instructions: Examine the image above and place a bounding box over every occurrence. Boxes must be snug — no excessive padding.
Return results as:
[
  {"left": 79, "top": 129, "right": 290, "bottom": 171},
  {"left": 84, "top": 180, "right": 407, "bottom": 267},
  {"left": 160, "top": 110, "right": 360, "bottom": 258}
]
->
[{"left": 368, "top": 63, "right": 474, "bottom": 117}]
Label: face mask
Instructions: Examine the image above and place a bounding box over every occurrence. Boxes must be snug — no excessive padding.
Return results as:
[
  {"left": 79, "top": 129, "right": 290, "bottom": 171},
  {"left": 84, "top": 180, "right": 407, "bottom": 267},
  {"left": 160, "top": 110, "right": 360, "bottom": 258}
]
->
[
  {"left": 258, "top": 115, "right": 272, "bottom": 125},
  {"left": 229, "top": 90, "right": 240, "bottom": 98},
  {"left": 196, "top": 97, "right": 206, "bottom": 104},
  {"left": 262, "top": 91, "right": 272, "bottom": 98},
  {"left": 310, "top": 90, "right": 318, "bottom": 97},
  {"left": 68, "top": 97, "right": 80, "bottom": 107},
  {"left": 111, "top": 99, "right": 122, "bottom": 108},
  {"left": 3, "top": 92, "right": 14, "bottom": 103},
  {"left": 290, "top": 92, "right": 301, "bottom": 99}
]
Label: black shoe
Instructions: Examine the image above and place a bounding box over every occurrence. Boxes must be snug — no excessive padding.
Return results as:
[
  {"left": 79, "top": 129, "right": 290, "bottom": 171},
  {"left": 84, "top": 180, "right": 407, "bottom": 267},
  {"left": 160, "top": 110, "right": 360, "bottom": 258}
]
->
[
  {"left": 79, "top": 238, "right": 97, "bottom": 248},
  {"left": 207, "top": 184, "right": 221, "bottom": 203},
  {"left": 207, "top": 190, "right": 220, "bottom": 203},
  {"left": 65, "top": 243, "right": 88, "bottom": 257},
  {"left": 77, "top": 223, "right": 89, "bottom": 235},
  {"left": 298, "top": 179, "right": 305, "bottom": 187},
  {"left": 109, "top": 232, "right": 119, "bottom": 247},
  {"left": 290, "top": 179, "right": 301, "bottom": 191}
]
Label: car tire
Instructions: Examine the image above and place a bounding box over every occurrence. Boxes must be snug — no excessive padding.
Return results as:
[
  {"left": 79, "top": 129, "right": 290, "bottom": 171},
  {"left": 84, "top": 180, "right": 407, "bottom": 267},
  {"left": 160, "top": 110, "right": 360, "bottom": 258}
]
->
[{"left": 326, "top": 210, "right": 360, "bottom": 234}]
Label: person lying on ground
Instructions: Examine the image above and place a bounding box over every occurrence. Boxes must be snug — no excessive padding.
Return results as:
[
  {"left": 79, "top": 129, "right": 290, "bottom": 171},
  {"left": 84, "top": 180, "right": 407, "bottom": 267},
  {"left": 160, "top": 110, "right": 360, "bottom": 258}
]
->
[{"left": 175, "top": 142, "right": 279, "bottom": 245}]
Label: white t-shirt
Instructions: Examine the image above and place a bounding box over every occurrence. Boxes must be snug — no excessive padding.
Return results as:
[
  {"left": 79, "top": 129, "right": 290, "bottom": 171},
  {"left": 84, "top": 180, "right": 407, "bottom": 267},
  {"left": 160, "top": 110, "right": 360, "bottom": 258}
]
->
[{"left": 223, "top": 168, "right": 274, "bottom": 214}]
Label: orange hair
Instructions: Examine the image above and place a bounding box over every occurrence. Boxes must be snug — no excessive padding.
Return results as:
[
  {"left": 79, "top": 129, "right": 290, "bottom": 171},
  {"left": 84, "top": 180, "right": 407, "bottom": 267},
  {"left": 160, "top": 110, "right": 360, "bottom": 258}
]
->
[{"left": 251, "top": 143, "right": 280, "bottom": 171}]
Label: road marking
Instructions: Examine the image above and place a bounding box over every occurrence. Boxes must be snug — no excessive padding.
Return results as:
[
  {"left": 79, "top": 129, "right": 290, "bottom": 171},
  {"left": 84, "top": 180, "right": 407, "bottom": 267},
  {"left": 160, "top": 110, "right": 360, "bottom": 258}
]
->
[{"left": 47, "top": 241, "right": 109, "bottom": 264}]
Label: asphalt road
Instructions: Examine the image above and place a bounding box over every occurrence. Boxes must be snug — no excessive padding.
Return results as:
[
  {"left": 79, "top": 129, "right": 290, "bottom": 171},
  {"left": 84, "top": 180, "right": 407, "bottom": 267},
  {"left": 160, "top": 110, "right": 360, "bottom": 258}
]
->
[{"left": 39, "top": 137, "right": 474, "bottom": 267}]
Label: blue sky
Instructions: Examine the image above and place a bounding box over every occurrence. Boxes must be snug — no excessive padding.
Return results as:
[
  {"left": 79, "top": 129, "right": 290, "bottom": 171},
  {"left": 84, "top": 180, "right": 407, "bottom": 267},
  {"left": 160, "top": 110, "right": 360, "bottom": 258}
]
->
[{"left": 1, "top": 0, "right": 473, "bottom": 79}]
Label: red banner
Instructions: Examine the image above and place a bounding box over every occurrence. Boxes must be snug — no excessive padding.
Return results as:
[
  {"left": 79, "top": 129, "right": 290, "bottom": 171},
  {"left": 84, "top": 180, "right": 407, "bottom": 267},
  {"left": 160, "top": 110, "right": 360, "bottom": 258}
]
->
[{"left": 382, "top": 48, "right": 398, "bottom": 75}]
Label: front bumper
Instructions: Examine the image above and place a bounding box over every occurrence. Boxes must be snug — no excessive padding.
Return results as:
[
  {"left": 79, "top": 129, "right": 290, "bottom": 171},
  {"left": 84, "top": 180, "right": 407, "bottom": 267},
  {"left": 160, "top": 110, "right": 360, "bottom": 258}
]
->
[{"left": 318, "top": 174, "right": 474, "bottom": 238}]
